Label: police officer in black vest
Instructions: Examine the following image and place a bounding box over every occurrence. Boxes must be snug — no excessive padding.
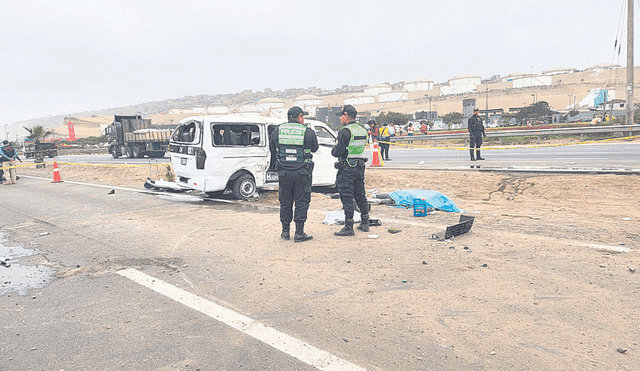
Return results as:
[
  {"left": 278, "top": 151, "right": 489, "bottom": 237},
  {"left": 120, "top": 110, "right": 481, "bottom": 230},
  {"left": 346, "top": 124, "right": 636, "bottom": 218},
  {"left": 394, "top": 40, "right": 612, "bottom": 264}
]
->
[
  {"left": 269, "top": 107, "right": 319, "bottom": 242},
  {"left": 467, "top": 108, "right": 487, "bottom": 161},
  {"left": 332, "top": 105, "right": 370, "bottom": 236}
]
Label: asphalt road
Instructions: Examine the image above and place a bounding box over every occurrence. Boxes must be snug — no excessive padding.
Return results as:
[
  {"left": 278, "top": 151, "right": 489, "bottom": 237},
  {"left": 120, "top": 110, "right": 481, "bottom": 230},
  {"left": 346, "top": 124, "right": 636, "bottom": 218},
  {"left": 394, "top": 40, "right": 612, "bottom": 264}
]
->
[
  {"left": 374, "top": 142, "right": 640, "bottom": 171},
  {"left": 0, "top": 179, "right": 323, "bottom": 371},
  {"left": 55, "top": 142, "right": 640, "bottom": 173}
]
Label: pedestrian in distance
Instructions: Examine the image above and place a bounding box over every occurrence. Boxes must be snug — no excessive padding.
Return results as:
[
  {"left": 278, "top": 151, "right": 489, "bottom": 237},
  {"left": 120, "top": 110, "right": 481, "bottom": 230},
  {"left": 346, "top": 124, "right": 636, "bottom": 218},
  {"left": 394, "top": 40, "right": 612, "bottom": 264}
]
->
[
  {"left": 407, "top": 123, "right": 415, "bottom": 144},
  {"left": 379, "top": 122, "right": 392, "bottom": 160},
  {"left": 371, "top": 120, "right": 379, "bottom": 143},
  {"left": 419, "top": 120, "right": 428, "bottom": 144},
  {"left": 0, "top": 140, "right": 22, "bottom": 185},
  {"left": 420, "top": 121, "right": 428, "bottom": 135},
  {"left": 332, "top": 105, "right": 371, "bottom": 236},
  {"left": 365, "top": 120, "right": 376, "bottom": 144},
  {"left": 269, "top": 106, "right": 319, "bottom": 243},
  {"left": 467, "top": 108, "right": 487, "bottom": 161}
]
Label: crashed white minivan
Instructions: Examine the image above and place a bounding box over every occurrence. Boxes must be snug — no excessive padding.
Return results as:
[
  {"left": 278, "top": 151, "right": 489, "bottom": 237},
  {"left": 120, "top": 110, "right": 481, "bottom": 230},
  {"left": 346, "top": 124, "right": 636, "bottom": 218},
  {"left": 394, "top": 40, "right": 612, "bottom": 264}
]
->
[{"left": 169, "top": 115, "right": 338, "bottom": 199}]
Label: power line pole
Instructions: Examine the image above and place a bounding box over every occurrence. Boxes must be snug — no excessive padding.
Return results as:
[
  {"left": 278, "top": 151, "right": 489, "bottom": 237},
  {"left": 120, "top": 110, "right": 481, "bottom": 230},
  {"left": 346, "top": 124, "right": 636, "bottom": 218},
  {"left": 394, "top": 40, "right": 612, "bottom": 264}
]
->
[
  {"left": 627, "top": 0, "right": 634, "bottom": 125},
  {"left": 485, "top": 80, "right": 489, "bottom": 123}
]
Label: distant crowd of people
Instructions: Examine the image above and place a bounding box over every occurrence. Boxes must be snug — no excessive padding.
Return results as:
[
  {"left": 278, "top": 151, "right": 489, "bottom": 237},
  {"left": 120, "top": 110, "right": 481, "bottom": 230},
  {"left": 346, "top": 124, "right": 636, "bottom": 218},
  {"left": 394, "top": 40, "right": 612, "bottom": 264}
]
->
[{"left": 361, "top": 120, "right": 430, "bottom": 160}]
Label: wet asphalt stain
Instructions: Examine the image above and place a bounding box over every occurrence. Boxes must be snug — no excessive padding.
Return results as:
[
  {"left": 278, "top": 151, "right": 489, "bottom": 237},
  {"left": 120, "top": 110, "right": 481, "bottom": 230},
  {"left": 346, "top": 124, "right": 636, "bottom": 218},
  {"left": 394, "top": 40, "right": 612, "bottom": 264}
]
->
[{"left": 0, "top": 232, "right": 57, "bottom": 296}]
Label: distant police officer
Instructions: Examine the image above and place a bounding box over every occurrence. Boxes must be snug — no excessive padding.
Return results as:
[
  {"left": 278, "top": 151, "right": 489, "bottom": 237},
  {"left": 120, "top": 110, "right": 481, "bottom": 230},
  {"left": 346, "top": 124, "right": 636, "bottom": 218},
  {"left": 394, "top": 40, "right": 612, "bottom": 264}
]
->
[
  {"left": 1, "top": 140, "right": 22, "bottom": 185},
  {"left": 332, "top": 105, "right": 370, "bottom": 236},
  {"left": 468, "top": 108, "right": 487, "bottom": 161},
  {"left": 269, "top": 106, "right": 319, "bottom": 243}
]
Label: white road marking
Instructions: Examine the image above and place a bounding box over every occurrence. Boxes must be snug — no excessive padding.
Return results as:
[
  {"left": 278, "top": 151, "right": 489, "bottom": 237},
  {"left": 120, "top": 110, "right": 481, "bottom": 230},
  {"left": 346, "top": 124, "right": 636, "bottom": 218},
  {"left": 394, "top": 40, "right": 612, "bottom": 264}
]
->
[{"left": 117, "top": 268, "right": 366, "bottom": 371}]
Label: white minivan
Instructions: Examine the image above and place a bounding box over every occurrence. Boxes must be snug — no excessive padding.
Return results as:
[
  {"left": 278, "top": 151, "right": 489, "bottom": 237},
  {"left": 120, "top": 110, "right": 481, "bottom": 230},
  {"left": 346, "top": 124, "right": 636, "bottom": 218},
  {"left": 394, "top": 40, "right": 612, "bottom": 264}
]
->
[{"left": 169, "top": 115, "right": 338, "bottom": 199}]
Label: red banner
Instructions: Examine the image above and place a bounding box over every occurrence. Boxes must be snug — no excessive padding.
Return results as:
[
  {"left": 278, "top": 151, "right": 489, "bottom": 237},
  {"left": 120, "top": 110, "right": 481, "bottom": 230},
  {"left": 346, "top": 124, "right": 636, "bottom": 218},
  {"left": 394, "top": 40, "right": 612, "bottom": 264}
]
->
[{"left": 67, "top": 121, "right": 76, "bottom": 141}]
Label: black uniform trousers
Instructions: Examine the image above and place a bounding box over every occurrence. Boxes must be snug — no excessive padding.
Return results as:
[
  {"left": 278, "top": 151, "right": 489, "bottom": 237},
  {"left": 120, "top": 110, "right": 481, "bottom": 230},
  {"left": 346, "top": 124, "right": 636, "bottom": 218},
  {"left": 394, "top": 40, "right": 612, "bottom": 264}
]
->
[
  {"left": 379, "top": 136, "right": 391, "bottom": 160},
  {"left": 336, "top": 160, "right": 369, "bottom": 220},
  {"left": 470, "top": 134, "right": 483, "bottom": 150},
  {"left": 278, "top": 166, "right": 312, "bottom": 225}
]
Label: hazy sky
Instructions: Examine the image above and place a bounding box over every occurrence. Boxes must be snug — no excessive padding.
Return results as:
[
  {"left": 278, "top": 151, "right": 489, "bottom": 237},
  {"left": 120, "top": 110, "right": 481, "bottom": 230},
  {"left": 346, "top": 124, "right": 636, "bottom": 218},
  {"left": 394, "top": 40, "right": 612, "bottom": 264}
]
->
[{"left": 0, "top": 0, "right": 636, "bottom": 125}]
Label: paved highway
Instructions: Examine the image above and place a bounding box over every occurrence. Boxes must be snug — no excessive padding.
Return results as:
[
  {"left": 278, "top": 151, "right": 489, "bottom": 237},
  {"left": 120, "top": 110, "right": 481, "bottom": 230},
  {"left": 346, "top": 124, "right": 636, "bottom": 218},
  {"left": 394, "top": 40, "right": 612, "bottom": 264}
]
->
[
  {"left": 369, "top": 142, "right": 640, "bottom": 171},
  {"left": 57, "top": 142, "right": 640, "bottom": 172}
]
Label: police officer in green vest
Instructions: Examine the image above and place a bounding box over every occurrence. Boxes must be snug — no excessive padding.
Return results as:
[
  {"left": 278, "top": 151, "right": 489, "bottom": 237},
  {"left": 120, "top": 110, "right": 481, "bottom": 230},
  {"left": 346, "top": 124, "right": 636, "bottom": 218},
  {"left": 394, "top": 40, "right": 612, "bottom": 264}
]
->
[
  {"left": 332, "top": 105, "right": 371, "bottom": 236},
  {"left": 269, "top": 107, "right": 319, "bottom": 242}
]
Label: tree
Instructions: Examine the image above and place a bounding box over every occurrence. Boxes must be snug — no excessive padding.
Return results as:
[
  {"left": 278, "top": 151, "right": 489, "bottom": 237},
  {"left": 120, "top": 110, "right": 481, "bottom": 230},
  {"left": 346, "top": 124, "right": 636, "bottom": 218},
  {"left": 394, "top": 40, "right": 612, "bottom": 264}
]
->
[
  {"left": 23, "top": 125, "right": 53, "bottom": 141},
  {"left": 442, "top": 112, "right": 463, "bottom": 127},
  {"left": 514, "top": 101, "right": 557, "bottom": 124},
  {"left": 376, "top": 112, "right": 409, "bottom": 126}
]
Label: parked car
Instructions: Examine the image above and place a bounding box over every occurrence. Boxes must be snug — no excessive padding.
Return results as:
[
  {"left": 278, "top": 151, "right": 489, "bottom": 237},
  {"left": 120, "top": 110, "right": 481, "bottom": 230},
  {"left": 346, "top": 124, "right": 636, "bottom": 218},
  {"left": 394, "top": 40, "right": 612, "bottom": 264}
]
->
[{"left": 169, "top": 115, "right": 338, "bottom": 199}]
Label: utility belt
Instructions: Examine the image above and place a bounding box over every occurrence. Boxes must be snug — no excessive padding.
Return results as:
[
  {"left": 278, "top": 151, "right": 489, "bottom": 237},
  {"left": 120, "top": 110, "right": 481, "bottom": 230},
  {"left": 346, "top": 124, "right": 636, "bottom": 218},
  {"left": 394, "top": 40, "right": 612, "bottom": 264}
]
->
[{"left": 334, "top": 158, "right": 367, "bottom": 170}]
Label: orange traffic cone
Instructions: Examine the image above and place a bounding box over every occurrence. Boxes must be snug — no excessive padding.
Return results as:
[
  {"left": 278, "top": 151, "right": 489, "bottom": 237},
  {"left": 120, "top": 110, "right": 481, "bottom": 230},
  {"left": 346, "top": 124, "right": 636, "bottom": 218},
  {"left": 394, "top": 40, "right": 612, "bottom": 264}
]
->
[
  {"left": 52, "top": 161, "right": 63, "bottom": 183},
  {"left": 370, "top": 143, "right": 382, "bottom": 167}
]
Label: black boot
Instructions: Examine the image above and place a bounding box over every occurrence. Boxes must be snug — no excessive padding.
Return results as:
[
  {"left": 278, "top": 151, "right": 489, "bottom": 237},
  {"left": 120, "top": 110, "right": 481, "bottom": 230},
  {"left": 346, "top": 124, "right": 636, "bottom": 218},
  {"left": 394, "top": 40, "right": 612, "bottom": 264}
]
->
[
  {"left": 334, "top": 219, "right": 355, "bottom": 236},
  {"left": 469, "top": 149, "right": 476, "bottom": 161},
  {"left": 281, "top": 223, "right": 290, "bottom": 240},
  {"left": 476, "top": 150, "right": 485, "bottom": 160},
  {"left": 357, "top": 214, "right": 370, "bottom": 232},
  {"left": 294, "top": 222, "right": 313, "bottom": 243}
]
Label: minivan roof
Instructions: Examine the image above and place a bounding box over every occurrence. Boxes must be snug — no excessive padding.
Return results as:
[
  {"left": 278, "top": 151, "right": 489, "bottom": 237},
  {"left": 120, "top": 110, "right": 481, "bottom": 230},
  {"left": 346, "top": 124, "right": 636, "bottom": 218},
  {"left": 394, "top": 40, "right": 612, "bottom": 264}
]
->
[
  {"left": 178, "top": 115, "right": 332, "bottom": 129},
  {"left": 179, "top": 115, "right": 284, "bottom": 125}
]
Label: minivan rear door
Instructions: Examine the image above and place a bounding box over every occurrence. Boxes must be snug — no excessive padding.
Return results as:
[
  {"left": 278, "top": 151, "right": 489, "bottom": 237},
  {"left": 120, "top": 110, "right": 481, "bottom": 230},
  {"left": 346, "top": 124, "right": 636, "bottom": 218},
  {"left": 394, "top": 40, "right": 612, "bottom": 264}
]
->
[{"left": 169, "top": 119, "right": 205, "bottom": 189}]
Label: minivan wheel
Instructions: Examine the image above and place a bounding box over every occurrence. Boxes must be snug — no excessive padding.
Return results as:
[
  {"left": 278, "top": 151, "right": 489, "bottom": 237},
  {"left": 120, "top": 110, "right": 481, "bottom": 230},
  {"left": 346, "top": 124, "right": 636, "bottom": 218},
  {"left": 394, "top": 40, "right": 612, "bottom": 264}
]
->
[{"left": 232, "top": 174, "right": 256, "bottom": 200}]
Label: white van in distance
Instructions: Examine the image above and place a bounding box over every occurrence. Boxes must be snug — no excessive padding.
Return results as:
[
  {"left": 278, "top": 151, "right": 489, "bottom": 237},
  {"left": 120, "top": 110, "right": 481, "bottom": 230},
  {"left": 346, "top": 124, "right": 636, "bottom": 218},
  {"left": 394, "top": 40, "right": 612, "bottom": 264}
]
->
[{"left": 169, "top": 115, "right": 338, "bottom": 199}]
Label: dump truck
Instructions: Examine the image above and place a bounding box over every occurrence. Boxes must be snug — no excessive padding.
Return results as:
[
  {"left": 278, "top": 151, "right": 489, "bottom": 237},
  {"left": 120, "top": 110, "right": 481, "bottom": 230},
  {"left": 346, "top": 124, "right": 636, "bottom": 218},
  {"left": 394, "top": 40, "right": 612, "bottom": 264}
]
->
[
  {"left": 23, "top": 139, "right": 58, "bottom": 159},
  {"left": 106, "top": 115, "right": 171, "bottom": 158}
]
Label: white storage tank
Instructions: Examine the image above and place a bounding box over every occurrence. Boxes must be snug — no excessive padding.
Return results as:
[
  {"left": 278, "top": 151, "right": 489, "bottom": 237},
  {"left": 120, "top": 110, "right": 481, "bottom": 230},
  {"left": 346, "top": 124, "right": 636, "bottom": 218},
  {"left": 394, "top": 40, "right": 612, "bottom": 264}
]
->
[
  {"left": 293, "top": 95, "right": 323, "bottom": 117},
  {"left": 403, "top": 78, "right": 434, "bottom": 92},
  {"left": 294, "top": 94, "right": 322, "bottom": 106},
  {"left": 344, "top": 93, "right": 375, "bottom": 105},
  {"left": 256, "top": 97, "right": 285, "bottom": 111},
  {"left": 364, "top": 84, "right": 392, "bottom": 96},
  {"left": 378, "top": 90, "right": 408, "bottom": 102},
  {"left": 440, "top": 75, "right": 481, "bottom": 95}
]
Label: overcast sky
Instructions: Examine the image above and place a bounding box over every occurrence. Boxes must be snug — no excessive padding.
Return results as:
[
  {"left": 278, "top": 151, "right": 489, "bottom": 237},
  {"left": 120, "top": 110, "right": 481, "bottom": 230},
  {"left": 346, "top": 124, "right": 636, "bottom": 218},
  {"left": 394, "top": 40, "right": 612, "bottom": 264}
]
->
[{"left": 0, "top": 0, "right": 636, "bottom": 125}]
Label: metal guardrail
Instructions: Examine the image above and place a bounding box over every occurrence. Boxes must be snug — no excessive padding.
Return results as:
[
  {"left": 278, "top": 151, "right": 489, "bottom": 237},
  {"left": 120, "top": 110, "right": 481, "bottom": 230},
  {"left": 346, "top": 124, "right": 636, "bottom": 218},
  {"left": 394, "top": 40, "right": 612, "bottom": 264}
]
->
[{"left": 392, "top": 125, "right": 640, "bottom": 146}]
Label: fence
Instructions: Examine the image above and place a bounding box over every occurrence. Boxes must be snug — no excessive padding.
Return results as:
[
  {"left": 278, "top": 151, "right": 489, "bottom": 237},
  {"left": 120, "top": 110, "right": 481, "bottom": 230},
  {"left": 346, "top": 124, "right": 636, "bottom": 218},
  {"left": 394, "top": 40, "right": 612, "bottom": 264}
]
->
[{"left": 393, "top": 125, "right": 640, "bottom": 146}]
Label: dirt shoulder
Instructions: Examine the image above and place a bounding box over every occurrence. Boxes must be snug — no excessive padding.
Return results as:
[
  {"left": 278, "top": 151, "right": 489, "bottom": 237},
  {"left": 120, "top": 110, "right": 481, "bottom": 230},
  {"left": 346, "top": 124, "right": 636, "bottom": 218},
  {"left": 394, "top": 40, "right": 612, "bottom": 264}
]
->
[{"left": 18, "top": 164, "right": 640, "bottom": 369}]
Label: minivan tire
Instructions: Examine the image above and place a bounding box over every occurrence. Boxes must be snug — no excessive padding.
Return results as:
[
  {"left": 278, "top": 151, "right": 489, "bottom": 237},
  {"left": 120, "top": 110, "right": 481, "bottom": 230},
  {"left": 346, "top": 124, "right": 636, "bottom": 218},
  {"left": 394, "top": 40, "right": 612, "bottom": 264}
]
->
[{"left": 232, "top": 174, "right": 256, "bottom": 200}]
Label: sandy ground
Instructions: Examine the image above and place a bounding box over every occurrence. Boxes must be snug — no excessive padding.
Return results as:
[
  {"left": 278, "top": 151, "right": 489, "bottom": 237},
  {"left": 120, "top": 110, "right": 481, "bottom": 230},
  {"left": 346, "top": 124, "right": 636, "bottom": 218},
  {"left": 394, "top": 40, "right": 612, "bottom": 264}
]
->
[{"left": 17, "top": 163, "right": 640, "bottom": 369}]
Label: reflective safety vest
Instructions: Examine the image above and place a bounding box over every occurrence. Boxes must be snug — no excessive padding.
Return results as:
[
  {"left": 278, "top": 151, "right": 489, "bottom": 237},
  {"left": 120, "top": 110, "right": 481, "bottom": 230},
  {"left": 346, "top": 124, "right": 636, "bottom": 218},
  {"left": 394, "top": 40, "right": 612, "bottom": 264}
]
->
[
  {"left": 346, "top": 123, "right": 367, "bottom": 159},
  {"left": 277, "top": 123, "right": 310, "bottom": 165}
]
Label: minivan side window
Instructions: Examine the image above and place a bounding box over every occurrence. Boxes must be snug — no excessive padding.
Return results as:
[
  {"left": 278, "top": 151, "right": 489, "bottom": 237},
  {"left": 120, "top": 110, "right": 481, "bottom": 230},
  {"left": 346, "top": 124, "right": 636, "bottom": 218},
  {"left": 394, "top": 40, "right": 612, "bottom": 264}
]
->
[
  {"left": 171, "top": 121, "right": 200, "bottom": 143},
  {"left": 212, "top": 124, "right": 261, "bottom": 146}
]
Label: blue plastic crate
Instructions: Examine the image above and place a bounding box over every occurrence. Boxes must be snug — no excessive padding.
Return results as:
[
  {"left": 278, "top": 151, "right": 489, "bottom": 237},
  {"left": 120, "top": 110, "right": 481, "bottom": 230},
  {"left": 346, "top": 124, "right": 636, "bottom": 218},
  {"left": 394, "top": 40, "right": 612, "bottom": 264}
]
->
[{"left": 413, "top": 198, "right": 427, "bottom": 217}]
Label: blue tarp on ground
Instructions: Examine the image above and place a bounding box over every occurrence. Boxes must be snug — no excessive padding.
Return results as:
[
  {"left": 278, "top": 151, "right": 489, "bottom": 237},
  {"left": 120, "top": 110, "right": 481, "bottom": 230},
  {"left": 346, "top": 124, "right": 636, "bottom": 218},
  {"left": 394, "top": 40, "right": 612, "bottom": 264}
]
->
[{"left": 388, "top": 189, "right": 463, "bottom": 213}]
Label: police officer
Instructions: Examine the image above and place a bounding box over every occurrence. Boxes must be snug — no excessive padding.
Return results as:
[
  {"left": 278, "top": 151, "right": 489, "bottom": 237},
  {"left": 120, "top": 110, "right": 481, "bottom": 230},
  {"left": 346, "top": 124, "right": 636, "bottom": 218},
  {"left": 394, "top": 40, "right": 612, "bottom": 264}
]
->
[
  {"left": 1, "top": 140, "right": 22, "bottom": 185},
  {"left": 332, "top": 105, "right": 370, "bottom": 236},
  {"left": 467, "top": 108, "right": 487, "bottom": 161},
  {"left": 269, "top": 106, "right": 319, "bottom": 243}
]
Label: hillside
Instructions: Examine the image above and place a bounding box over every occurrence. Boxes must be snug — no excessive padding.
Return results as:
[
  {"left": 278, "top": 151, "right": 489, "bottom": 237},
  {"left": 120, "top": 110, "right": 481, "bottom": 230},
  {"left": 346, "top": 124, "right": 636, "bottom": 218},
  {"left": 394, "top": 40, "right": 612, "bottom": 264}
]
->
[{"left": 8, "top": 66, "right": 636, "bottom": 140}]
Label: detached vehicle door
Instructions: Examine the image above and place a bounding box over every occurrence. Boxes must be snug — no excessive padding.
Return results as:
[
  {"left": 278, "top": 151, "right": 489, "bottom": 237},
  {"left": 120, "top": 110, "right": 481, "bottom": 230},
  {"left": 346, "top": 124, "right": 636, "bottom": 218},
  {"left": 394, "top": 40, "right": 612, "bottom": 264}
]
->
[
  {"left": 169, "top": 119, "right": 205, "bottom": 189},
  {"left": 307, "top": 120, "right": 338, "bottom": 186}
]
